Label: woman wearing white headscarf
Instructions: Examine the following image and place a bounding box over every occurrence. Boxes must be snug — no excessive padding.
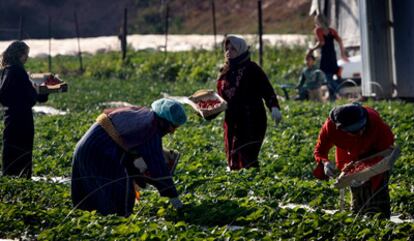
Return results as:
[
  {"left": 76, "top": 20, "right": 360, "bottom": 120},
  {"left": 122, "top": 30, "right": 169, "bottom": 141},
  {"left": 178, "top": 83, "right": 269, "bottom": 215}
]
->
[{"left": 216, "top": 35, "right": 281, "bottom": 170}]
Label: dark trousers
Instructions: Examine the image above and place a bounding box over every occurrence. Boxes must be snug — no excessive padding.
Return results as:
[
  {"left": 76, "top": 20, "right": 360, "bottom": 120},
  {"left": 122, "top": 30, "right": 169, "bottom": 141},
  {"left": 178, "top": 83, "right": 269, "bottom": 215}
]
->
[
  {"left": 325, "top": 73, "right": 338, "bottom": 102},
  {"left": 224, "top": 107, "right": 266, "bottom": 170},
  {"left": 351, "top": 172, "right": 391, "bottom": 219},
  {"left": 2, "top": 110, "right": 34, "bottom": 178}
]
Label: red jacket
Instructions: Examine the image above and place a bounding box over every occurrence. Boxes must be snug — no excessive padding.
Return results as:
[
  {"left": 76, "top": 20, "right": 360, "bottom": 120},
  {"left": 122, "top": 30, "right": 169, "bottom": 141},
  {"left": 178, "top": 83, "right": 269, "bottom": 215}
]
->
[{"left": 314, "top": 107, "right": 394, "bottom": 188}]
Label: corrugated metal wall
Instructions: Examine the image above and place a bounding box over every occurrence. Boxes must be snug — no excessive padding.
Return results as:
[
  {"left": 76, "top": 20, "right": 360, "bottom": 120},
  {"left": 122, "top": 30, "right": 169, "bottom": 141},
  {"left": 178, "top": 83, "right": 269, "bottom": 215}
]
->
[
  {"left": 392, "top": 0, "right": 414, "bottom": 98},
  {"left": 359, "top": 0, "right": 394, "bottom": 98}
]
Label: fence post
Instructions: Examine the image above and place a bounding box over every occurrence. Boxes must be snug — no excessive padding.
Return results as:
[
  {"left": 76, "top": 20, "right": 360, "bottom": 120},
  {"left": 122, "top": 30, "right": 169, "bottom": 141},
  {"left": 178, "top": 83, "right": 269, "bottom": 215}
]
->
[
  {"left": 164, "top": 2, "right": 169, "bottom": 54},
  {"left": 257, "top": 0, "right": 263, "bottom": 66},
  {"left": 74, "top": 11, "right": 83, "bottom": 73},
  {"left": 48, "top": 15, "right": 52, "bottom": 73},
  {"left": 119, "top": 8, "right": 128, "bottom": 61},
  {"left": 211, "top": 0, "right": 217, "bottom": 48}
]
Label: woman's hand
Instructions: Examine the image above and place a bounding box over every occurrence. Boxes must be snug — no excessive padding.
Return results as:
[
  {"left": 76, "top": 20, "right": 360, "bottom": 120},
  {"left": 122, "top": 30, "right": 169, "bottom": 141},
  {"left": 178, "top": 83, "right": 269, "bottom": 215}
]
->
[
  {"left": 323, "top": 161, "right": 336, "bottom": 178},
  {"left": 306, "top": 48, "right": 314, "bottom": 57},
  {"left": 341, "top": 54, "right": 349, "bottom": 62}
]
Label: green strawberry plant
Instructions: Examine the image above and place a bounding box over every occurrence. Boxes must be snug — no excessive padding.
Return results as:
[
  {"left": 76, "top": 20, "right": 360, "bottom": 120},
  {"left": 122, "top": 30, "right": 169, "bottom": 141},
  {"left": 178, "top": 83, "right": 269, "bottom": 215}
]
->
[{"left": 0, "top": 48, "right": 413, "bottom": 240}]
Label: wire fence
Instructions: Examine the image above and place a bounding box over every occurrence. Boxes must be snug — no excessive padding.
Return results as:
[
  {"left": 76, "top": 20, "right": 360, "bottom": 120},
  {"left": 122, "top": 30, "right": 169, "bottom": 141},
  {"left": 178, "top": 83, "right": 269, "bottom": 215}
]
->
[{"left": 0, "top": 0, "right": 302, "bottom": 73}]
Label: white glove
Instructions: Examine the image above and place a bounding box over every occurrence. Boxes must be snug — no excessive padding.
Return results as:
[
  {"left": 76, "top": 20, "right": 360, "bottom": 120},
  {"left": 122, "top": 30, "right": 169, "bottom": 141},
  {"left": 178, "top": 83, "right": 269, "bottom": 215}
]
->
[
  {"left": 133, "top": 157, "right": 148, "bottom": 173},
  {"left": 169, "top": 197, "right": 183, "bottom": 209},
  {"left": 323, "top": 161, "right": 336, "bottom": 178},
  {"left": 271, "top": 107, "right": 282, "bottom": 126}
]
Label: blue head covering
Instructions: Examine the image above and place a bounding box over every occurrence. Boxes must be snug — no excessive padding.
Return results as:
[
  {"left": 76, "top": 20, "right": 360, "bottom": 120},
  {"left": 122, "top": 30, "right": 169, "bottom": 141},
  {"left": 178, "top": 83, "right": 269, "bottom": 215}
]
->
[{"left": 151, "top": 98, "right": 187, "bottom": 126}]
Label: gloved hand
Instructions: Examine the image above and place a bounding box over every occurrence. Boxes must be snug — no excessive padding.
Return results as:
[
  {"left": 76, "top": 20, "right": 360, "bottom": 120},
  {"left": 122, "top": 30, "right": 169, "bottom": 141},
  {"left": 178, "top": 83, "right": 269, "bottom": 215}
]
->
[
  {"left": 133, "top": 157, "right": 148, "bottom": 173},
  {"left": 323, "top": 161, "right": 336, "bottom": 178},
  {"left": 169, "top": 197, "right": 183, "bottom": 210},
  {"left": 271, "top": 107, "right": 282, "bottom": 126}
]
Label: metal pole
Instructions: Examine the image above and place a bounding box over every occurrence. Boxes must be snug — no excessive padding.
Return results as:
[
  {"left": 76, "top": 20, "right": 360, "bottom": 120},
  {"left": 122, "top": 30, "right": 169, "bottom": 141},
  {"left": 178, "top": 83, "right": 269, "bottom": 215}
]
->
[
  {"left": 258, "top": 0, "right": 263, "bottom": 66},
  {"left": 339, "top": 188, "right": 345, "bottom": 211},
  {"left": 74, "top": 11, "right": 83, "bottom": 73},
  {"left": 211, "top": 0, "right": 217, "bottom": 48},
  {"left": 48, "top": 15, "right": 52, "bottom": 73},
  {"left": 19, "top": 16, "right": 23, "bottom": 40},
  {"left": 164, "top": 2, "right": 169, "bottom": 54},
  {"left": 121, "top": 8, "right": 128, "bottom": 61}
]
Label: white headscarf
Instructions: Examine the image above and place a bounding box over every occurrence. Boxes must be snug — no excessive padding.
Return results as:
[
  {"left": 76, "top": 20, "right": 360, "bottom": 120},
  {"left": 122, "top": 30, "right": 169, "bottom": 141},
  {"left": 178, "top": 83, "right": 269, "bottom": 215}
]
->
[{"left": 225, "top": 35, "right": 249, "bottom": 58}]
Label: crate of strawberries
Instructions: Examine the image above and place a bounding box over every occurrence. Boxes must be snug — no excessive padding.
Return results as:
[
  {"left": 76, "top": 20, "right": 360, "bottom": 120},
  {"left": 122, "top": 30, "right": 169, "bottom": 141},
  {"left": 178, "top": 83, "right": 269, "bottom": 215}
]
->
[
  {"left": 334, "top": 147, "right": 400, "bottom": 188},
  {"left": 188, "top": 89, "right": 227, "bottom": 120},
  {"left": 30, "top": 73, "right": 68, "bottom": 94}
]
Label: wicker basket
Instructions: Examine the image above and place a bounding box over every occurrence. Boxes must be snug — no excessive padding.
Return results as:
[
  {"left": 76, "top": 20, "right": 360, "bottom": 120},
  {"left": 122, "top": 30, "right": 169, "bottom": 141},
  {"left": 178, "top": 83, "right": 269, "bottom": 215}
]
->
[
  {"left": 188, "top": 89, "right": 227, "bottom": 119},
  {"left": 334, "top": 147, "right": 400, "bottom": 188},
  {"left": 35, "top": 83, "right": 68, "bottom": 94}
]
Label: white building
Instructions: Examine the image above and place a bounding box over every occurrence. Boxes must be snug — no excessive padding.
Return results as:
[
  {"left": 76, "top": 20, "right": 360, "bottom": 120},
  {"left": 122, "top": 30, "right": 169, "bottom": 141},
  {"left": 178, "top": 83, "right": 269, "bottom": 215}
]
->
[{"left": 310, "top": 0, "right": 414, "bottom": 100}]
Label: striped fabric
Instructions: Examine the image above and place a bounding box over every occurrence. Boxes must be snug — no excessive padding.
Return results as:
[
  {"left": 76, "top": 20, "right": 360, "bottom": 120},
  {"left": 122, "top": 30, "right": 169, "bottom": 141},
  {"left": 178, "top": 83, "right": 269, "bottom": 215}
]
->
[
  {"left": 71, "top": 123, "right": 135, "bottom": 216},
  {"left": 132, "top": 133, "right": 178, "bottom": 198},
  {"left": 96, "top": 113, "right": 128, "bottom": 151},
  {"left": 71, "top": 121, "right": 179, "bottom": 216}
]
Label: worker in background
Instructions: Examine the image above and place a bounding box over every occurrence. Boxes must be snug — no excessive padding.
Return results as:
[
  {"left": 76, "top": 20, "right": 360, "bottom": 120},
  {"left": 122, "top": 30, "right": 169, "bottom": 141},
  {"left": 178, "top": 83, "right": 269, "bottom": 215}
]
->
[
  {"left": 216, "top": 35, "right": 282, "bottom": 170},
  {"left": 71, "top": 98, "right": 187, "bottom": 216},
  {"left": 313, "top": 103, "right": 394, "bottom": 218},
  {"left": 0, "top": 41, "right": 48, "bottom": 178},
  {"left": 307, "top": 14, "right": 348, "bottom": 101},
  {"left": 296, "top": 54, "right": 325, "bottom": 101}
]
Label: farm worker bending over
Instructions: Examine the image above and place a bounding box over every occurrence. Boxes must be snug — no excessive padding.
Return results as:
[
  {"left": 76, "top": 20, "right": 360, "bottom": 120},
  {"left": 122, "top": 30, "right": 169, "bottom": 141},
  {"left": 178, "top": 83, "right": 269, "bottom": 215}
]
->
[
  {"left": 0, "top": 41, "right": 48, "bottom": 178},
  {"left": 217, "top": 35, "right": 281, "bottom": 170},
  {"left": 296, "top": 54, "right": 325, "bottom": 102},
  {"left": 314, "top": 103, "right": 394, "bottom": 218},
  {"left": 71, "top": 98, "right": 187, "bottom": 216}
]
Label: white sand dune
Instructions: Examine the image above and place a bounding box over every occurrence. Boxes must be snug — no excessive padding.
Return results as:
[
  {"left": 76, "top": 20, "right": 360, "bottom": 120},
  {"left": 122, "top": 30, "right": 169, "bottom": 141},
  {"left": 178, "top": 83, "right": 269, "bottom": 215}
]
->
[{"left": 0, "top": 34, "right": 310, "bottom": 58}]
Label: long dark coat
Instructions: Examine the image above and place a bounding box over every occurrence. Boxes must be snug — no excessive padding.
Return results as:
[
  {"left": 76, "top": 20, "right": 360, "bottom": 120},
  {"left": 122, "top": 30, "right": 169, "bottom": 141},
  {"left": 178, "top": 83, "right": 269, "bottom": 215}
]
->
[
  {"left": 217, "top": 57, "right": 279, "bottom": 170},
  {"left": 0, "top": 64, "right": 47, "bottom": 178}
]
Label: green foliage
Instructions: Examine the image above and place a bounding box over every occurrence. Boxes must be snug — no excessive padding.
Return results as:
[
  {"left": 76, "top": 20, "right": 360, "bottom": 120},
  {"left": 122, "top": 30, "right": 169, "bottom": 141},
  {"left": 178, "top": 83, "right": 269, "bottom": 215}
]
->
[{"left": 0, "top": 48, "right": 413, "bottom": 240}]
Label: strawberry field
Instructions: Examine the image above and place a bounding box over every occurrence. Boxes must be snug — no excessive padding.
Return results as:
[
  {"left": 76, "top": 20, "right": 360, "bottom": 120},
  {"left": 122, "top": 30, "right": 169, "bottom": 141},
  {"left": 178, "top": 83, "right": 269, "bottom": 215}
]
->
[{"left": 0, "top": 48, "right": 413, "bottom": 240}]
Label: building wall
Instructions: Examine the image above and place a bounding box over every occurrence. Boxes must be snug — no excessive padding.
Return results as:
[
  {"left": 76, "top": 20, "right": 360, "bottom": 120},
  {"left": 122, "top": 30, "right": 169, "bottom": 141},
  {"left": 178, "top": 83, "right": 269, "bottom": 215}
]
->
[
  {"left": 359, "top": 0, "right": 394, "bottom": 98},
  {"left": 329, "top": 0, "right": 360, "bottom": 48},
  {"left": 392, "top": 0, "right": 414, "bottom": 98}
]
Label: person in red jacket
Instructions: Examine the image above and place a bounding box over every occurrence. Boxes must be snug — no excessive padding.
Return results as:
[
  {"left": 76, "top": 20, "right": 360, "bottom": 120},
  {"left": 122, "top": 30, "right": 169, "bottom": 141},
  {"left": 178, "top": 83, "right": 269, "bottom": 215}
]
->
[
  {"left": 217, "top": 35, "right": 281, "bottom": 170},
  {"left": 314, "top": 103, "right": 394, "bottom": 218}
]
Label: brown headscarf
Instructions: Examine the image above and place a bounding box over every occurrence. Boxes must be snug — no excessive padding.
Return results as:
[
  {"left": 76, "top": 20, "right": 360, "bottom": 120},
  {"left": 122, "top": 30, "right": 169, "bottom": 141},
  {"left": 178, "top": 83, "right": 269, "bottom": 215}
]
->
[{"left": 0, "top": 41, "right": 29, "bottom": 69}]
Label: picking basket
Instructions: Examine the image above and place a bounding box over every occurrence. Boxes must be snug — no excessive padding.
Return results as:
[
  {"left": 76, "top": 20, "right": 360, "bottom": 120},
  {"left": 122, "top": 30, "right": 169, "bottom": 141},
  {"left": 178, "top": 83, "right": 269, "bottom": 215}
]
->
[
  {"left": 30, "top": 73, "right": 68, "bottom": 94},
  {"left": 188, "top": 89, "right": 227, "bottom": 119},
  {"left": 334, "top": 147, "right": 400, "bottom": 188}
]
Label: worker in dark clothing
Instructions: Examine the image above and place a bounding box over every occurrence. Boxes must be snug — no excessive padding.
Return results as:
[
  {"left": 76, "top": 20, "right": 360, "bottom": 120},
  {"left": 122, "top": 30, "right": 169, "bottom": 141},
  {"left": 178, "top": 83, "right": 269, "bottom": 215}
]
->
[
  {"left": 71, "top": 98, "right": 187, "bottom": 216},
  {"left": 217, "top": 35, "right": 281, "bottom": 170},
  {"left": 307, "top": 14, "right": 348, "bottom": 101},
  {"left": 0, "top": 41, "right": 48, "bottom": 178}
]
